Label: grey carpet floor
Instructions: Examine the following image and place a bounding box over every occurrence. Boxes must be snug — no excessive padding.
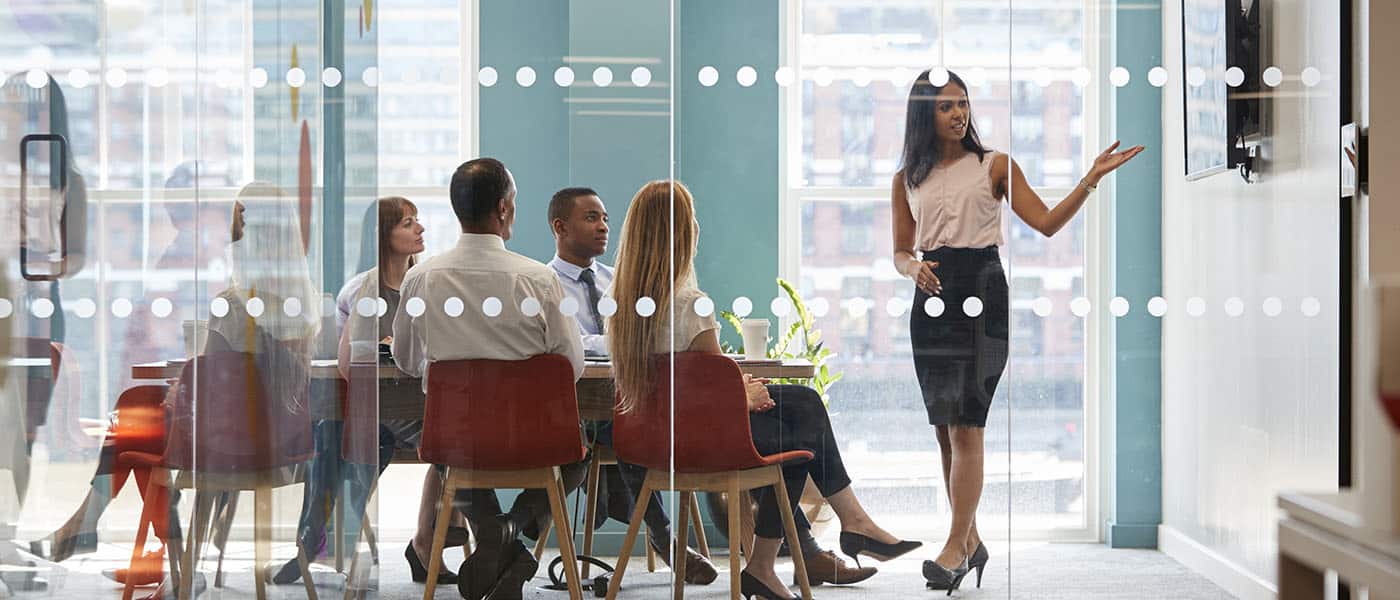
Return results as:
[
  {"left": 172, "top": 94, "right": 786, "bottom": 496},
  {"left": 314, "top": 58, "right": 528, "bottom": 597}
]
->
[{"left": 7, "top": 539, "right": 1236, "bottom": 599}]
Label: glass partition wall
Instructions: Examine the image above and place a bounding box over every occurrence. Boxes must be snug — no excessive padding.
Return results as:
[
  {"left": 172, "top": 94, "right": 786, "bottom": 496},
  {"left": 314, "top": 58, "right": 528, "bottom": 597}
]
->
[{"left": 2, "top": 0, "right": 1348, "bottom": 598}]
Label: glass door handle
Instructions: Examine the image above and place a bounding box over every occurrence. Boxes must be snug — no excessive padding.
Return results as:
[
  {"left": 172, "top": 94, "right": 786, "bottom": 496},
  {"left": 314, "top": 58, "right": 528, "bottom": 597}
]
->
[{"left": 19, "top": 133, "right": 68, "bottom": 282}]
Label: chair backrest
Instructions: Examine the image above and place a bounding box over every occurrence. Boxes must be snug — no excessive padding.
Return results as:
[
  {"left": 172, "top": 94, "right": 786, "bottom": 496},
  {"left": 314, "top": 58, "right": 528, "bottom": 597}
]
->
[
  {"left": 420, "top": 354, "right": 585, "bottom": 471},
  {"left": 163, "top": 351, "right": 313, "bottom": 472},
  {"left": 340, "top": 363, "right": 379, "bottom": 465},
  {"left": 614, "top": 352, "right": 770, "bottom": 473}
]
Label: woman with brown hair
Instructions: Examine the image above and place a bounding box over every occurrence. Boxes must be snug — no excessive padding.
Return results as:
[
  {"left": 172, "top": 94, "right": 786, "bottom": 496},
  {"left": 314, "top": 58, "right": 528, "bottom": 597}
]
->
[{"left": 608, "top": 181, "right": 919, "bottom": 600}]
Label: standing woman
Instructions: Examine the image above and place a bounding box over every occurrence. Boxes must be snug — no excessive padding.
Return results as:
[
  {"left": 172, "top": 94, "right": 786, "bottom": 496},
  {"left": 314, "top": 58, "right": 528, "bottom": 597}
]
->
[{"left": 892, "top": 69, "right": 1142, "bottom": 591}]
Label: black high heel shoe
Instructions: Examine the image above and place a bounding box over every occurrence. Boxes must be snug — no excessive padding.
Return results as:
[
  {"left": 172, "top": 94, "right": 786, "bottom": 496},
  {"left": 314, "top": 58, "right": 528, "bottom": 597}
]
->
[
  {"left": 923, "top": 558, "right": 970, "bottom": 595},
  {"left": 837, "top": 531, "right": 922, "bottom": 567},
  {"left": 968, "top": 542, "right": 989, "bottom": 588},
  {"left": 740, "top": 571, "right": 799, "bottom": 600},
  {"left": 404, "top": 543, "right": 459, "bottom": 584}
]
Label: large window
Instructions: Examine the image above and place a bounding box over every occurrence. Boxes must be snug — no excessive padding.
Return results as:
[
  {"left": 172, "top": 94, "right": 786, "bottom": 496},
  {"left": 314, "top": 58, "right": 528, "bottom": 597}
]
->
[{"left": 787, "top": 0, "right": 1100, "bottom": 538}]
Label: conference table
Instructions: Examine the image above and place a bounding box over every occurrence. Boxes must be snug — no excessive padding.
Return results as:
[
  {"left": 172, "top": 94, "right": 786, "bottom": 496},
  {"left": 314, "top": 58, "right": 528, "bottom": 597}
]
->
[{"left": 131, "top": 356, "right": 817, "bottom": 421}]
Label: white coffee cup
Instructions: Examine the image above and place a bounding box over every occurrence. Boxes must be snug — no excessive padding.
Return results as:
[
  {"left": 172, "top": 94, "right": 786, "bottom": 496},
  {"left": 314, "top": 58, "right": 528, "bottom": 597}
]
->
[
  {"left": 182, "top": 319, "right": 209, "bottom": 357},
  {"left": 740, "top": 318, "right": 770, "bottom": 361}
]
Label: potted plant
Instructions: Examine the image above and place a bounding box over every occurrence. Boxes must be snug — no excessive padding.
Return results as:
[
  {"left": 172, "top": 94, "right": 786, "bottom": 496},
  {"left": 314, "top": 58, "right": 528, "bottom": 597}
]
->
[{"left": 707, "top": 278, "right": 843, "bottom": 544}]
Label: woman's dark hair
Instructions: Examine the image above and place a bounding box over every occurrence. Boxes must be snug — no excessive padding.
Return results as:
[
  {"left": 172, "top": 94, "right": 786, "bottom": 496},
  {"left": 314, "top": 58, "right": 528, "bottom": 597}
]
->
[{"left": 898, "top": 69, "right": 990, "bottom": 190}]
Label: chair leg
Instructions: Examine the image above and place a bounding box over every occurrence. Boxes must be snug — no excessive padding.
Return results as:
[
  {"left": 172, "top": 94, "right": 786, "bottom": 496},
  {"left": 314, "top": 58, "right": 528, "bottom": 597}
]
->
[
  {"left": 737, "top": 491, "right": 755, "bottom": 560},
  {"left": 297, "top": 537, "right": 319, "bottom": 600},
  {"left": 189, "top": 492, "right": 215, "bottom": 574},
  {"left": 122, "top": 477, "right": 161, "bottom": 600},
  {"left": 773, "top": 472, "right": 812, "bottom": 600},
  {"left": 213, "top": 493, "right": 239, "bottom": 588},
  {"left": 605, "top": 472, "right": 654, "bottom": 600},
  {"left": 647, "top": 536, "right": 658, "bottom": 572},
  {"left": 533, "top": 517, "right": 551, "bottom": 561},
  {"left": 672, "top": 491, "right": 692, "bottom": 600},
  {"left": 422, "top": 468, "right": 456, "bottom": 600},
  {"left": 689, "top": 493, "right": 711, "bottom": 559},
  {"left": 727, "top": 478, "right": 743, "bottom": 600},
  {"left": 545, "top": 466, "right": 584, "bottom": 600},
  {"left": 580, "top": 455, "right": 602, "bottom": 578},
  {"left": 252, "top": 486, "right": 275, "bottom": 600},
  {"left": 180, "top": 490, "right": 211, "bottom": 600}
]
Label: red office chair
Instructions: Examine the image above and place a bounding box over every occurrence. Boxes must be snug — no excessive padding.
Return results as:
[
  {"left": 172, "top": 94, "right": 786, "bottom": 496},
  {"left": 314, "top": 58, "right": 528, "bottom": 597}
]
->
[
  {"left": 605, "top": 353, "right": 814, "bottom": 600},
  {"left": 339, "top": 363, "right": 383, "bottom": 600},
  {"left": 121, "top": 351, "right": 317, "bottom": 600},
  {"left": 417, "top": 354, "right": 588, "bottom": 600}
]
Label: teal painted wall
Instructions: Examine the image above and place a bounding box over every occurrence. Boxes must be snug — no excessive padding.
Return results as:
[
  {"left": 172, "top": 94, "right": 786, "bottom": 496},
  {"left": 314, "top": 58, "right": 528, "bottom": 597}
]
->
[{"left": 1108, "top": 0, "right": 1164, "bottom": 549}]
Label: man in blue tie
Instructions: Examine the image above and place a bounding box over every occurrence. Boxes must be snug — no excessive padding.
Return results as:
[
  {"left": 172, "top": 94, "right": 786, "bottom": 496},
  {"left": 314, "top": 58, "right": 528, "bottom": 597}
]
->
[{"left": 546, "top": 186, "right": 877, "bottom": 587}]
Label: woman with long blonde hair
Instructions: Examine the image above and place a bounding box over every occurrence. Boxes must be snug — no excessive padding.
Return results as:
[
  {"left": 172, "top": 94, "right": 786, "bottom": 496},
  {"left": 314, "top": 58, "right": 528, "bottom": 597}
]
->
[{"left": 609, "top": 181, "right": 919, "bottom": 600}]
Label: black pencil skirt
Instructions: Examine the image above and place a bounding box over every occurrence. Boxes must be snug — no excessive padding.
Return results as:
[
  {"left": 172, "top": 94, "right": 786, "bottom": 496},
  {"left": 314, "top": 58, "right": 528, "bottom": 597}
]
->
[{"left": 909, "top": 246, "right": 1009, "bottom": 427}]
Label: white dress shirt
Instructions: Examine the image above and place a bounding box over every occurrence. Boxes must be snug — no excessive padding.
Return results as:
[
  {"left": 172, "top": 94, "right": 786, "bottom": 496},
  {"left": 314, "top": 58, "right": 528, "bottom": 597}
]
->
[
  {"left": 547, "top": 255, "right": 614, "bottom": 356},
  {"left": 391, "top": 234, "right": 585, "bottom": 389}
]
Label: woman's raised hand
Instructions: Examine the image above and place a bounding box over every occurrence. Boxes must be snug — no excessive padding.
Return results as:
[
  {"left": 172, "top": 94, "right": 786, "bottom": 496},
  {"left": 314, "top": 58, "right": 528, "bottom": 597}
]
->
[{"left": 1087, "top": 141, "right": 1146, "bottom": 185}]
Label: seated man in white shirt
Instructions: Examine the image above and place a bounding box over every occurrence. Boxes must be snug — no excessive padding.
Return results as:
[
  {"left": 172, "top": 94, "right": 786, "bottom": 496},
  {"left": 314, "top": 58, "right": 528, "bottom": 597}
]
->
[
  {"left": 392, "top": 158, "right": 587, "bottom": 600},
  {"left": 546, "top": 187, "right": 721, "bottom": 584}
]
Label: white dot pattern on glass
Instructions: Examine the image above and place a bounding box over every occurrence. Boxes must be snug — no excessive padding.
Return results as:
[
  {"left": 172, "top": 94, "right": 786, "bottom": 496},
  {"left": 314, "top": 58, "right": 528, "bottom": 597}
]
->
[
  {"left": 559, "top": 296, "right": 579, "bottom": 317},
  {"left": 516, "top": 67, "right": 537, "bottom": 87},
  {"left": 215, "top": 69, "right": 234, "bottom": 89},
  {"left": 521, "top": 297, "right": 542, "bottom": 317},
  {"left": 809, "top": 297, "right": 830, "bottom": 318},
  {"left": 1070, "top": 297, "right": 1091, "bottom": 317},
  {"left": 1262, "top": 297, "right": 1283, "bottom": 317},
  {"left": 847, "top": 298, "right": 870, "bottom": 317},
  {"left": 1301, "top": 67, "right": 1322, "bottom": 87},
  {"left": 108, "top": 67, "right": 129, "bottom": 88},
  {"left": 698, "top": 66, "right": 719, "bottom": 87},
  {"left": 322, "top": 67, "right": 342, "bottom": 87},
  {"left": 635, "top": 296, "right": 656, "bottom": 317},
  {"left": 1148, "top": 296, "right": 1168, "bottom": 317},
  {"left": 598, "top": 297, "right": 618, "bottom": 318},
  {"left": 737, "top": 65, "right": 758, "bottom": 87},
  {"left": 885, "top": 297, "right": 908, "bottom": 317},
  {"left": 770, "top": 297, "right": 792, "bottom": 318},
  {"left": 891, "top": 67, "right": 914, "bottom": 87},
  {"left": 1033, "top": 67, "right": 1053, "bottom": 88},
  {"left": 1186, "top": 66, "right": 1206, "bottom": 87},
  {"left": 1301, "top": 297, "right": 1321, "bottom": 317},
  {"left": 631, "top": 66, "right": 652, "bottom": 87},
  {"left": 25, "top": 69, "right": 47, "bottom": 89},
  {"left": 1224, "top": 297, "right": 1245, "bottom": 317},
  {"left": 593, "top": 67, "right": 613, "bottom": 87},
  {"left": 1071, "top": 67, "right": 1091, "bottom": 88},
  {"left": 1186, "top": 297, "right": 1206, "bottom": 317},
  {"left": 210, "top": 297, "right": 229, "bottom": 318},
  {"left": 962, "top": 297, "right": 983, "bottom": 318},
  {"left": 1031, "top": 297, "right": 1053, "bottom": 317},
  {"left": 376, "top": 297, "right": 389, "bottom": 318},
  {"left": 554, "top": 67, "right": 574, "bottom": 87},
  {"left": 151, "top": 297, "right": 174, "bottom": 318},
  {"left": 286, "top": 67, "right": 306, "bottom": 88},
  {"left": 405, "top": 296, "right": 426, "bottom": 317},
  {"left": 360, "top": 66, "right": 378, "bottom": 87},
  {"left": 852, "top": 67, "right": 872, "bottom": 87},
  {"left": 929, "top": 67, "right": 950, "bottom": 86},
  {"left": 1148, "top": 66, "right": 1169, "bottom": 87},
  {"left": 1110, "top": 297, "right": 1130, "bottom": 317},
  {"left": 924, "top": 296, "right": 945, "bottom": 318},
  {"left": 813, "top": 67, "right": 834, "bottom": 87},
  {"left": 966, "top": 67, "right": 989, "bottom": 88},
  {"left": 0, "top": 299, "right": 12, "bottom": 319},
  {"left": 693, "top": 296, "right": 715, "bottom": 318},
  {"left": 1262, "top": 66, "right": 1284, "bottom": 87},
  {"left": 479, "top": 67, "right": 499, "bottom": 87},
  {"left": 249, "top": 67, "right": 268, "bottom": 88},
  {"left": 246, "top": 297, "right": 265, "bottom": 317},
  {"left": 1225, "top": 66, "right": 1245, "bottom": 88},
  {"left": 356, "top": 297, "right": 377, "bottom": 318},
  {"left": 285, "top": 297, "right": 304, "bottom": 318},
  {"left": 444, "top": 297, "right": 464, "bottom": 318},
  {"left": 70, "top": 68, "right": 91, "bottom": 88},
  {"left": 775, "top": 66, "right": 795, "bottom": 87},
  {"left": 1110, "top": 67, "right": 1130, "bottom": 87},
  {"left": 113, "top": 298, "right": 134, "bottom": 318},
  {"left": 147, "top": 68, "right": 169, "bottom": 88},
  {"left": 732, "top": 297, "right": 753, "bottom": 318},
  {"left": 32, "top": 298, "right": 54, "bottom": 319},
  {"left": 74, "top": 298, "right": 96, "bottom": 319},
  {"left": 482, "top": 297, "right": 503, "bottom": 317}
]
